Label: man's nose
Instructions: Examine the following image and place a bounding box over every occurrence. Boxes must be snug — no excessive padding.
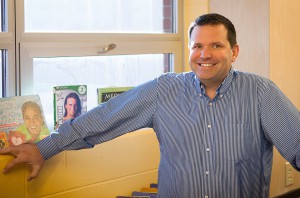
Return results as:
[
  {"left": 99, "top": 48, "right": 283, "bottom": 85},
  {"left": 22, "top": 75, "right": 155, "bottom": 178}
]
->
[{"left": 200, "top": 47, "right": 212, "bottom": 59}]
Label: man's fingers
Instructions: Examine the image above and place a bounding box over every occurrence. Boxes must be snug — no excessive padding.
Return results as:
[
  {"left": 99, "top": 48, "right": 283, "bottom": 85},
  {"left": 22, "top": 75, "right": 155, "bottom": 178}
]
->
[
  {"left": 27, "top": 165, "right": 42, "bottom": 182},
  {"left": 1, "top": 147, "right": 21, "bottom": 173},
  {"left": 0, "top": 143, "right": 45, "bottom": 181},
  {"left": 0, "top": 147, "right": 15, "bottom": 156},
  {"left": 2, "top": 158, "right": 19, "bottom": 173}
]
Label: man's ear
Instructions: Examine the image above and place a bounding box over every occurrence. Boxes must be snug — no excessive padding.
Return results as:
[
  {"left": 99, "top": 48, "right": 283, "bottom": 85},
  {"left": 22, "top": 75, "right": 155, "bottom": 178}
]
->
[{"left": 232, "top": 44, "right": 239, "bottom": 62}]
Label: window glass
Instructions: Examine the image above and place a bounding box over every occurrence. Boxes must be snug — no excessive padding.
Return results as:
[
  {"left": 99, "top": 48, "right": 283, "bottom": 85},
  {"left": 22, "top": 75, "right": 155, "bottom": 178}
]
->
[
  {"left": 24, "top": 0, "right": 175, "bottom": 33},
  {"left": 0, "top": 49, "right": 6, "bottom": 97},
  {"left": 0, "top": 1, "right": 1, "bottom": 32},
  {"left": 0, "top": 50, "right": 2, "bottom": 96},
  {"left": 33, "top": 54, "right": 172, "bottom": 129},
  {"left": 0, "top": 0, "right": 8, "bottom": 32}
]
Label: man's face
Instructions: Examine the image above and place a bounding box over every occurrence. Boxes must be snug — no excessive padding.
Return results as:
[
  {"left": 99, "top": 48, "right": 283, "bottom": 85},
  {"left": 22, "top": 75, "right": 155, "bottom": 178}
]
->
[
  {"left": 65, "top": 98, "right": 78, "bottom": 118},
  {"left": 23, "top": 108, "right": 43, "bottom": 136},
  {"left": 189, "top": 24, "right": 239, "bottom": 88}
]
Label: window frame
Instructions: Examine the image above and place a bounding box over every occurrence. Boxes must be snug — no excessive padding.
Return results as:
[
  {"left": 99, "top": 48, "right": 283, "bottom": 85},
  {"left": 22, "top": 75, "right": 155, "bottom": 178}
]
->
[{"left": 15, "top": 0, "right": 184, "bottom": 95}]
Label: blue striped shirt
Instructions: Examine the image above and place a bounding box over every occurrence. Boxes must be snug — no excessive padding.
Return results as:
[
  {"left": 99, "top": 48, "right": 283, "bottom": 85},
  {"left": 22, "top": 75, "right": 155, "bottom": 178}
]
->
[{"left": 37, "top": 68, "right": 300, "bottom": 198}]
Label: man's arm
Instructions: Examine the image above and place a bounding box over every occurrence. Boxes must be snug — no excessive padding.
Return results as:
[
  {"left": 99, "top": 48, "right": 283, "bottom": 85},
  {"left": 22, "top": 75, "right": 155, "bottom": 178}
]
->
[
  {"left": 260, "top": 81, "right": 300, "bottom": 170},
  {"left": 0, "top": 143, "right": 45, "bottom": 181},
  {"left": 0, "top": 77, "right": 159, "bottom": 180}
]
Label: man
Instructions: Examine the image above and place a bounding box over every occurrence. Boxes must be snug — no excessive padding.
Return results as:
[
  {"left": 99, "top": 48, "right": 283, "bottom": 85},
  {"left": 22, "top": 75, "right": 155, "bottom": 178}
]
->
[{"left": 0, "top": 13, "right": 299, "bottom": 198}]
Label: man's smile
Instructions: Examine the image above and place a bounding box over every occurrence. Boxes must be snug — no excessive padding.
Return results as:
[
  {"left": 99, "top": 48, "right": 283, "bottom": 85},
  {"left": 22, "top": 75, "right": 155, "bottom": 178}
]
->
[{"left": 198, "top": 63, "right": 215, "bottom": 67}]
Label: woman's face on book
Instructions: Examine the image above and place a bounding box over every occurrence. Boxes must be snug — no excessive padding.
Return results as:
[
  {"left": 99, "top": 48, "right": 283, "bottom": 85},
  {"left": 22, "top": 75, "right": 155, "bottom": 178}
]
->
[{"left": 23, "top": 108, "right": 43, "bottom": 136}]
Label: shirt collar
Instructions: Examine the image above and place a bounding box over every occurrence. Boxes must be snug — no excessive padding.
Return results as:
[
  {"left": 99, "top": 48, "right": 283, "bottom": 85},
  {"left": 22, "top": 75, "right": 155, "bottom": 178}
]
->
[
  {"left": 217, "top": 67, "right": 236, "bottom": 95},
  {"left": 193, "top": 67, "right": 236, "bottom": 97}
]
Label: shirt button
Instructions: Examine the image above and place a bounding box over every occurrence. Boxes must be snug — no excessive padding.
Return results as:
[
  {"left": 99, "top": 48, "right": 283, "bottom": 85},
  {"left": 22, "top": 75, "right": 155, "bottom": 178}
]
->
[
  {"left": 205, "top": 171, "right": 209, "bottom": 175},
  {"left": 207, "top": 124, "right": 211, "bottom": 128},
  {"left": 206, "top": 148, "right": 210, "bottom": 152},
  {"left": 219, "top": 94, "right": 223, "bottom": 98},
  {"left": 199, "top": 94, "right": 202, "bottom": 97},
  {"left": 209, "top": 102, "right": 212, "bottom": 106}
]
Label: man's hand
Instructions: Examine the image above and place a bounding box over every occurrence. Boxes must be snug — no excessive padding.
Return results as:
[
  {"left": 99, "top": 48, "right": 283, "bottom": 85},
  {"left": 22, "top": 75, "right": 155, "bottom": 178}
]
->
[{"left": 0, "top": 143, "right": 45, "bottom": 181}]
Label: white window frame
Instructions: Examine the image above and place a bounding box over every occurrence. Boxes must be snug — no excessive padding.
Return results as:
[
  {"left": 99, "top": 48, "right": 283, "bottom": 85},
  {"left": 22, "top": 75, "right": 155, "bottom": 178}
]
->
[{"left": 15, "top": 0, "right": 184, "bottom": 95}]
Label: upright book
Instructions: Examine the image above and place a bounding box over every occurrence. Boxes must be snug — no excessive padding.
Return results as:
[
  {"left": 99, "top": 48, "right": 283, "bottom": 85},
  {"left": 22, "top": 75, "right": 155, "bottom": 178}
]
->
[
  {"left": 53, "top": 85, "right": 87, "bottom": 130},
  {"left": 0, "top": 95, "right": 50, "bottom": 148},
  {"left": 97, "top": 86, "right": 133, "bottom": 104}
]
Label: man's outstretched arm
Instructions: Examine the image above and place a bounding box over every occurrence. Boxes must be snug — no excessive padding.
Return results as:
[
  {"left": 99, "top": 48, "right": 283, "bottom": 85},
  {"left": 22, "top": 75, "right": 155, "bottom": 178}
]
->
[{"left": 0, "top": 143, "right": 45, "bottom": 181}]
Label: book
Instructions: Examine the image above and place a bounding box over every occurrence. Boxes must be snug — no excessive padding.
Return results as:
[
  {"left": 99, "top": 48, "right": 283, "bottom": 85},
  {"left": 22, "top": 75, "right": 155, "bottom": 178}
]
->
[
  {"left": 132, "top": 192, "right": 156, "bottom": 198},
  {"left": 149, "top": 183, "right": 158, "bottom": 189},
  {"left": 140, "top": 187, "right": 158, "bottom": 193},
  {"left": 0, "top": 95, "right": 50, "bottom": 148},
  {"left": 53, "top": 85, "right": 87, "bottom": 130},
  {"left": 116, "top": 196, "right": 151, "bottom": 198},
  {"left": 97, "top": 86, "right": 133, "bottom": 104}
]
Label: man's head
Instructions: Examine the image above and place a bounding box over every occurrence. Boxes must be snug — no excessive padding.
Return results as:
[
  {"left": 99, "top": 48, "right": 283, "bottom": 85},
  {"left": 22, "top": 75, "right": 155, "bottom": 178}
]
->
[
  {"left": 63, "top": 93, "right": 81, "bottom": 118},
  {"left": 188, "top": 13, "right": 239, "bottom": 90},
  {"left": 188, "top": 13, "right": 237, "bottom": 48},
  {"left": 22, "top": 101, "right": 44, "bottom": 136}
]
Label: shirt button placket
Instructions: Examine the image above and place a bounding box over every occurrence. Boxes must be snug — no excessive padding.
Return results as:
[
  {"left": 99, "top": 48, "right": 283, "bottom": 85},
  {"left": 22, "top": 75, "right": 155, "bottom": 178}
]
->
[{"left": 205, "top": 101, "right": 213, "bottom": 198}]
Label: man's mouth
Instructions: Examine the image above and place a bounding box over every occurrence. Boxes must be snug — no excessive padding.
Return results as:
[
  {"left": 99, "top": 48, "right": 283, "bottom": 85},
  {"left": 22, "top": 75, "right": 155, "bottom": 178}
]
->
[{"left": 199, "top": 63, "right": 214, "bottom": 67}]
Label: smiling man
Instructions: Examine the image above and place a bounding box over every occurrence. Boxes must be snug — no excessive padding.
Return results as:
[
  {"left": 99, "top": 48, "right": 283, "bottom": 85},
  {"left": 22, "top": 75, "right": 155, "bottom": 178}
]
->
[
  {"left": 0, "top": 13, "right": 299, "bottom": 198},
  {"left": 188, "top": 21, "right": 239, "bottom": 99}
]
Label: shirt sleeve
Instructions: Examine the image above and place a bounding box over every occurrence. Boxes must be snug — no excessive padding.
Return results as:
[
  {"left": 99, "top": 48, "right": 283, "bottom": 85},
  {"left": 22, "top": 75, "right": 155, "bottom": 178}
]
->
[
  {"left": 36, "top": 79, "right": 158, "bottom": 160},
  {"left": 260, "top": 81, "right": 300, "bottom": 170}
]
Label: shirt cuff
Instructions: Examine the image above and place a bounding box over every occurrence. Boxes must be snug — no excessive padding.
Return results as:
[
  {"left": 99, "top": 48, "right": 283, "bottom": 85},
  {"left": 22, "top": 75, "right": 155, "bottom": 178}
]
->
[{"left": 36, "top": 135, "right": 61, "bottom": 160}]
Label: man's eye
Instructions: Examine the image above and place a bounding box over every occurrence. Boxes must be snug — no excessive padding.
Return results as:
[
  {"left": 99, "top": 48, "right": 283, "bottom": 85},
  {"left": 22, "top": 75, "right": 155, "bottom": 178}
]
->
[
  {"left": 212, "top": 44, "right": 221, "bottom": 48},
  {"left": 193, "top": 45, "right": 202, "bottom": 49}
]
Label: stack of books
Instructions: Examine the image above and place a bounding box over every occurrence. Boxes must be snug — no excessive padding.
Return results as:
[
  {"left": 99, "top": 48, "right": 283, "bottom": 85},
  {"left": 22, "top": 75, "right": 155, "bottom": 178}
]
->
[{"left": 116, "top": 183, "right": 158, "bottom": 198}]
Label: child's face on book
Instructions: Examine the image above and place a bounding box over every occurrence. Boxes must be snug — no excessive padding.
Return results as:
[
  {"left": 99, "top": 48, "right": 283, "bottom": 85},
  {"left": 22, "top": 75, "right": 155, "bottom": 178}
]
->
[{"left": 23, "top": 108, "right": 43, "bottom": 136}]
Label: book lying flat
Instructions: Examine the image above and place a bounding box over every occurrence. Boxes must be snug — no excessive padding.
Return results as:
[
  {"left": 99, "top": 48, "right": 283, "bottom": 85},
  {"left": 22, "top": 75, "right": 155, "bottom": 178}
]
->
[
  {"left": 0, "top": 95, "right": 50, "bottom": 148},
  {"left": 140, "top": 187, "right": 158, "bottom": 193},
  {"left": 116, "top": 196, "right": 150, "bottom": 198},
  {"left": 132, "top": 192, "right": 157, "bottom": 198}
]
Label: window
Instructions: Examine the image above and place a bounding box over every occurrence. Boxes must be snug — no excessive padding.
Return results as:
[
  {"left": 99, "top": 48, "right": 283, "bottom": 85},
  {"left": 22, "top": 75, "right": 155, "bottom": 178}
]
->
[
  {"left": 0, "top": 50, "right": 2, "bottom": 96},
  {"left": 1, "top": 0, "right": 5, "bottom": 96},
  {"left": 15, "top": 0, "right": 183, "bottom": 130},
  {"left": 0, "top": 49, "right": 6, "bottom": 96},
  {"left": 1, "top": 0, "right": 8, "bottom": 33},
  {"left": 0, "top": 0, "right": 14, "bottom": 98},
  {"left": 24, "top": 0, "right": 173, "bottom": 33}
]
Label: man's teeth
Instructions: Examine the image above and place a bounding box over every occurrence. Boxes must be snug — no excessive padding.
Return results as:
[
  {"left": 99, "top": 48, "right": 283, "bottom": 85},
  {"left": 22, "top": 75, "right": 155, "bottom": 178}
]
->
[{"left": 201, "top": 63, "right": 213, "bottom": 67}]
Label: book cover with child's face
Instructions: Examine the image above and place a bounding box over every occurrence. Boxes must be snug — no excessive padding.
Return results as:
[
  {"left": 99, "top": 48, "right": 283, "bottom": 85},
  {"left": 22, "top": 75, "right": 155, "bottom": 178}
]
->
[{"left": 0, "top": 95, "right": 50, "bottom": 147}]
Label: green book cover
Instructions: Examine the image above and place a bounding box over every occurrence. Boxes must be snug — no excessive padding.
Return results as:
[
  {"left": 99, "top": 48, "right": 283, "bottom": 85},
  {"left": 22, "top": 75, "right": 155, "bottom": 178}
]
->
[
  {"left": 0, "top": 95, "right": 50, "bottom": 148},
  {"left": 53, "top": 85, "right": 87, "bottom": 130},
  {"left": 97, "top": 87, "right": 133, "bottom": 104}
]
